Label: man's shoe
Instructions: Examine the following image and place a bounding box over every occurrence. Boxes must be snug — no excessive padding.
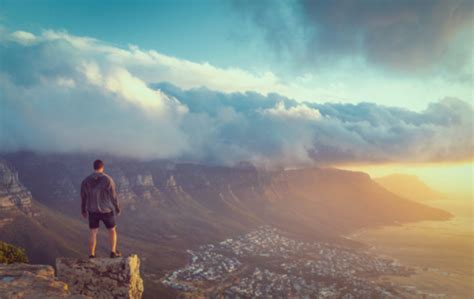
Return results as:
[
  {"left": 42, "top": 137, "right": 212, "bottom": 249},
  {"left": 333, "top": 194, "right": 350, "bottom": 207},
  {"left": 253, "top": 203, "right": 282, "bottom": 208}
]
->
[
  {"left": 110, "top": 251, "right": 122, "bottom": 258},
  {"left": 89, "top": 255, "right": 96, "bottom": 259}
]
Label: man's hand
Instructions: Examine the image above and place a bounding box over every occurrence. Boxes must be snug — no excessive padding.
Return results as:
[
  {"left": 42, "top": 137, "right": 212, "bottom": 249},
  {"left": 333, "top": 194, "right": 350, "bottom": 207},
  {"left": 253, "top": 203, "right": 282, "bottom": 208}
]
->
[
  {"left": 81, "top": 211, "right": 87, "bottom": 219},
  {"left": 115, "top": 209, "right": 121, "bottom": 216}
]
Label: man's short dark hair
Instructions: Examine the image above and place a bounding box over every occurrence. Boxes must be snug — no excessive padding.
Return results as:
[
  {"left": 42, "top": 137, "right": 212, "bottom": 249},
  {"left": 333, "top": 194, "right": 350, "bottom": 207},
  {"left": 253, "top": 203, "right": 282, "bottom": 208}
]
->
[{"left": 93, "top": 159, "right": 104, "bottom": 170}]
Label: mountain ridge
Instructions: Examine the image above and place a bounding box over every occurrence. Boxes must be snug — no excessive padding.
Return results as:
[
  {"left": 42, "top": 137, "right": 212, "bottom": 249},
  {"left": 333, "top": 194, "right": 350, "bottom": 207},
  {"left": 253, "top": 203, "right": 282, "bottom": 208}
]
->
[{"left": 0, "top": 151, "right": 452, "bottom": 298}]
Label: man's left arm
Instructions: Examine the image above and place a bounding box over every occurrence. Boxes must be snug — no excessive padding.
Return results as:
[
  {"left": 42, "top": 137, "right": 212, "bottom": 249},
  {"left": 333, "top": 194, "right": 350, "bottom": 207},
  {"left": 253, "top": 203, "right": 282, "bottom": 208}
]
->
[
  {"left": 80, "top": 180, "right": 88, "bottom": 219},
  {"left": 109, "top": 178, "right": 121, "bottom": 215}
]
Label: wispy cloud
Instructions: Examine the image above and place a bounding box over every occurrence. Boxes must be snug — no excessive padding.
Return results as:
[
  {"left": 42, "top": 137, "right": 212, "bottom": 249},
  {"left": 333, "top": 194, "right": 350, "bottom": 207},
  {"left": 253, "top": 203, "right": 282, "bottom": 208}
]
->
[
  {"left": 9, "top": 30, "right": 36, "bottom": 45},
  {"left": 0, "top": 29, "right": 472, "bottom": 168}
]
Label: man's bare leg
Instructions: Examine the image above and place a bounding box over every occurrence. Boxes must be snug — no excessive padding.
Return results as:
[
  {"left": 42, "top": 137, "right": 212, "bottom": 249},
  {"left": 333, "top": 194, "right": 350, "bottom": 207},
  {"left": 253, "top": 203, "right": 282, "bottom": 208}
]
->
[
  {"left": 108, "top": 227, "right": 117, "bottom": 253},
  {"left": 89, "top": 228, "right": 98, "bottom": 256}
]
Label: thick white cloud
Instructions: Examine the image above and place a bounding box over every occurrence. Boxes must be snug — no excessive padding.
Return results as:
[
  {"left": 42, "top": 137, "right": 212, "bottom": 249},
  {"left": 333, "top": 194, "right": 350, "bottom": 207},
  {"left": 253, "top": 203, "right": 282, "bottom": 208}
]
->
[
  {"left": 261, "top": 101, "right": 321, "bottom": 120},
  {"left": 0, "top": 29, "right": 472, "bottom": 168},
  {"left": 33, "top": 30, "right": 299, "bottom": 98},
  {"left": 0, "top": 29, "right": 190, "bottom": 160},
  {"left": 78, "top": 61, "right": 179, "bottom": 114}
]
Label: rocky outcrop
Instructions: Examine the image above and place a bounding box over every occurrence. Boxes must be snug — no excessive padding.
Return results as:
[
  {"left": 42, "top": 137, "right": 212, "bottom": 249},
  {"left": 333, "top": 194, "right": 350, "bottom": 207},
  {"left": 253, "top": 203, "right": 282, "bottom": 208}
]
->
[
  {"left": 135, "top": 173, "right": 154, "bottom": 187},
  {"left": 116, "top": 174, "right": 139, "bottom": 205},
  {"left": 133, "top": 172, "right": 161, "bottom": 202},
  {"left": 56, "top": 255, "right": 143, "bottom": 299},
  {"left": 0, "top": 160, "right": 32, "bottom": 218},
  {"left": 165, "top": 175, "right": 181, "bottom": 192},
  {"left": 0, "top": 263, "right": 87, "bottom": 298}
]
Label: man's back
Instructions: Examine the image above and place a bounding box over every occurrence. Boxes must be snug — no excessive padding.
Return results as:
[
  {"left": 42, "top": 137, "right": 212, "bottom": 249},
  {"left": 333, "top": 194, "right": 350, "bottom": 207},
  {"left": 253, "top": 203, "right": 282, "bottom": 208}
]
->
[
  {"left": 82, "top": 159, "right": 122, "bottom": 259},
  {"left": 81, "top": 172, "right": 119, "bottom": 214}
]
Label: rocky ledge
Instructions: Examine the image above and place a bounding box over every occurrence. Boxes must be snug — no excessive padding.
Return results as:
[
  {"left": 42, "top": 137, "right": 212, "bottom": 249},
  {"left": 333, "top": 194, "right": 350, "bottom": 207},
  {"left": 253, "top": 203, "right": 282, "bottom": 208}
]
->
[
  {"left": 0, "top": 255, "right": 143, "bottom": 299},
  {"left": 56, "top": 255, "right": 143, "bottom": 299},
  {"left": 0, "top": 263, "right": 87, "bottom": 298}
]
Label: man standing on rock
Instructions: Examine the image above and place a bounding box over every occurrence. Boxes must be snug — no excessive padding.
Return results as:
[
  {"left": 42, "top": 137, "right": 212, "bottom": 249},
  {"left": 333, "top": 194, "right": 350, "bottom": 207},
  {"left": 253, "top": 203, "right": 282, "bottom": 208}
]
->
[{"left": 80, "top": 159, "right": 122, "bottom": 258}]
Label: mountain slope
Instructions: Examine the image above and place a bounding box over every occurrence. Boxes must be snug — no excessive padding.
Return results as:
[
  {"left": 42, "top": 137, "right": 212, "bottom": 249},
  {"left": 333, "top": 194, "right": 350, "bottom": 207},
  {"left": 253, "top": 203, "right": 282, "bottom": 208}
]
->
[
  {"left": 0, "top": 152, "right": 453, "bottom": 298},
  {"left": 0, "top": 152, "right": 451, "bottom": 268},
  {"left": 3, "top": 152, "right": 451, "bottom": 235},
  {"left": 262, "top": 168, "right": 451, "bottom": 234},
  {"left": 375, "top": 173, "right": 445, "bottom": 202}
]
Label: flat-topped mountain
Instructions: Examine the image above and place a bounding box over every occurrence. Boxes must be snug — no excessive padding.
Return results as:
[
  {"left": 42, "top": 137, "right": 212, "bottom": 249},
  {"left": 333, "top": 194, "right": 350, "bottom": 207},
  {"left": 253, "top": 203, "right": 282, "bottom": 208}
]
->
[
  {"left": 0, "top": 151, "right": 452, "bottom": 297},
  {"left": 1, "top": 152, "right": 450, "bottom": 235}
]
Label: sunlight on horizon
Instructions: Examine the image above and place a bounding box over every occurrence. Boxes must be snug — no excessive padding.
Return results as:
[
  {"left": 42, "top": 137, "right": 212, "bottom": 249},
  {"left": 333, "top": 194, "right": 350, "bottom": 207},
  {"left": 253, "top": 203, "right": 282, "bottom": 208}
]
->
[{"left": 339, "top": 162, "right": 474, "bottom": 199}]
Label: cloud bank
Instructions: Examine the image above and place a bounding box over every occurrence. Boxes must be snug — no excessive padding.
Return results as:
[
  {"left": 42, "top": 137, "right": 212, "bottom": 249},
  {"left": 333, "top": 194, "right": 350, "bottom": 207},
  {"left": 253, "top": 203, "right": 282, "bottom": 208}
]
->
[
  {"left": 237, "top": 0, "right": 473, "bottom": 80},
  {"left": 0, "top": 29, "right": 472, "bottom": 168}
]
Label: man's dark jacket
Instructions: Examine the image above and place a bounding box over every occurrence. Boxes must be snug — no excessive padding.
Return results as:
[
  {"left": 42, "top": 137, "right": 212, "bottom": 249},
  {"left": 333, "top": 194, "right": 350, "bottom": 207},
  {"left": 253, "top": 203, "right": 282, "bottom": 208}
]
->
[{"left": 80, "top": 172, "right": 120, "bottom": 214}]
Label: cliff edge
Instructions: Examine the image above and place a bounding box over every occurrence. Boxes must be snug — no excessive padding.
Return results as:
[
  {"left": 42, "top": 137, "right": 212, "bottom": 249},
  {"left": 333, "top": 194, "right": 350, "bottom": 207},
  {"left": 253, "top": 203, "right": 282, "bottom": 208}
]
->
[
  {"left": 0, "top": 255, "right": 143, "bottom": 299},
  {"left": 56, "top": 255, "right": 143, "bottom": 299},
  {"left": 0, "top": 263, "right": 86, "bottom": 298}
]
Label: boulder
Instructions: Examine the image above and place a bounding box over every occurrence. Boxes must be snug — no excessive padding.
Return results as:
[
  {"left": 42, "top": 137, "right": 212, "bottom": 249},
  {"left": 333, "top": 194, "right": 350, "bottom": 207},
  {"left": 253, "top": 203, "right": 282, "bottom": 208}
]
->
[{"left": 56, "top": 255, "right": 143, "bottom": 299}]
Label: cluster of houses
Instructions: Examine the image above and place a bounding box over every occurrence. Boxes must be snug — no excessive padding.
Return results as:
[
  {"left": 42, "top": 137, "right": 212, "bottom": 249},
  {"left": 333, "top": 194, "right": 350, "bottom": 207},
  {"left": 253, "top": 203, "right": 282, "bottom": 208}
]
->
[{"left": 162, "top": 226, "right": 426, "bottom": 298}]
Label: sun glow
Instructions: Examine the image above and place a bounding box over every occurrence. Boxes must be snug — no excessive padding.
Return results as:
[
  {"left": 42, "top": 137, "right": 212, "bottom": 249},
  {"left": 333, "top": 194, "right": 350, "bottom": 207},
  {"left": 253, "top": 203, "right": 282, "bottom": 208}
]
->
[{"left": 339, "top": 161, "right": 474, "bottom": 199}]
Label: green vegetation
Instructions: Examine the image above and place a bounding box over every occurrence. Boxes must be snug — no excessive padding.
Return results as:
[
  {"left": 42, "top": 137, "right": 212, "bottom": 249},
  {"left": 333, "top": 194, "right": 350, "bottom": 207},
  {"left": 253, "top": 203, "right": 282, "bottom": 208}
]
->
[{"left": 0, "top": 241, "right": 29, "bottom": 264}]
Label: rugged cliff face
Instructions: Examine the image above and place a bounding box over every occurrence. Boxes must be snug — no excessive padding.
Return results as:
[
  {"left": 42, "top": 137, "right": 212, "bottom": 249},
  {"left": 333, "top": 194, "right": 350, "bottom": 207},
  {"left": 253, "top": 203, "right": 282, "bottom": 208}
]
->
[
  {"left": 132, "top": 172, "right": 161, "bottom": 204},
  {"left": 116, "top": 173, "right": 139, "bottom": 205},
  {"left": 1, "top": 152, "right": 450, "bottom": 237},
  {"left": 0, "top": 255, "right": 143, "bottom": 299},
  {"left": 0, "top": 159, "right": 33, "bottom": 227},
  {"left": 0, "top": 153, "right": 167, "bottom": 208}
]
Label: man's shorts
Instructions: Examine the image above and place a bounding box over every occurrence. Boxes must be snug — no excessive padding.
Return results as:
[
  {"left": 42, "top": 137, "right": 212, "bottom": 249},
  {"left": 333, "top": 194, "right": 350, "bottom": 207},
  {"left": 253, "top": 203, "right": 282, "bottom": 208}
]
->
[{"left": 88, "top": 211, "right": 116, "bottom": 229}]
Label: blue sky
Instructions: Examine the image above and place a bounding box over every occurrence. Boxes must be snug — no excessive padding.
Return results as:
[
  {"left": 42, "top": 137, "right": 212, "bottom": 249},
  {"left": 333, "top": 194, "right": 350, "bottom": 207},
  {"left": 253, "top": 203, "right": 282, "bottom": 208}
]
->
[{"left": 0, "top": 0, "right": 261, "bottom": 68}]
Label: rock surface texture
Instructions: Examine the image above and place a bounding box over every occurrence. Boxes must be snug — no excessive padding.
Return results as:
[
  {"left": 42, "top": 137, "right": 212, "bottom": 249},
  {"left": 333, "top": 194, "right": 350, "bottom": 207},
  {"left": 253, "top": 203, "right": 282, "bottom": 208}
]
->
[
  {"left": 0, "top": 159, "right": 32, "bottom": 215},
  {"left": 56, "top": 255, "right": 144, "bottom": 299},
  {"left": 0, "top": 159, "right": 34, "bottom": 229},
  {"left": 0, "top": 263, "right": 87, "bottom": 298}
]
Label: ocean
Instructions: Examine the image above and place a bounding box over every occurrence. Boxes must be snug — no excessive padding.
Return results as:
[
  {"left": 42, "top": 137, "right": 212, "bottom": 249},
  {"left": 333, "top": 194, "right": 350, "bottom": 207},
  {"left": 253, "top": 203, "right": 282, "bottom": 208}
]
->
[{"left": 349, "top": 199, "right": 473, "bottom": 298}]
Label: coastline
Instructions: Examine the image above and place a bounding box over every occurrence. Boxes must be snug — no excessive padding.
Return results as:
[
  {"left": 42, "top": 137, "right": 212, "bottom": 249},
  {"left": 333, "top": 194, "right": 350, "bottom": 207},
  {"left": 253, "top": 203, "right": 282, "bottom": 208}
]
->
[{"left": 346, "top": 199, "right": 473, "bottom": 298}]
